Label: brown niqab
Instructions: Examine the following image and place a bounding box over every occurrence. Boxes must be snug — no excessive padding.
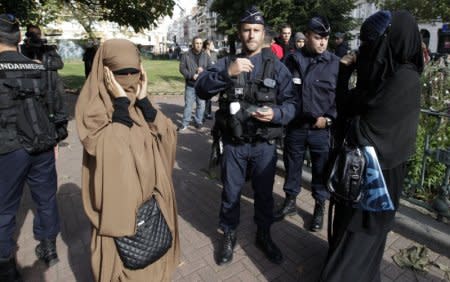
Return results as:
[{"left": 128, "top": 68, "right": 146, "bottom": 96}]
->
[{"left": 75, "top": 39, "right": 179, "bottom": 281}]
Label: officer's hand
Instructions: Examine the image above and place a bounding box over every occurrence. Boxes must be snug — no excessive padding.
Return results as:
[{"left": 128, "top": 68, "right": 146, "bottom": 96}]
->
[
  {"left": 340, "top": 53, "right": 357, "bottom": 66},
  {"left": 197, "top": 67, "right": 204, "bottom": 74},
  {"left": 104, "top": 67, "right": 127, "bottom": 98},
  {"left": 313, "top": 117, "right": 327, "bottom": 129},
  {"left": 136, "top": 63, "right": 148, "bottom": 100},
  {"left": 228, "top": 58, "right": 254, "bottom": 77},
  {"left": 252, "top": 106, "right": 273, "bottom": 122}
]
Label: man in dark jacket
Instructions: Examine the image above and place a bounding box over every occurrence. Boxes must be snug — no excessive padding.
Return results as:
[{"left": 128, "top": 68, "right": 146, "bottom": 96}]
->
[
  {"left": 195, "top": 6, "right": 296, "bottom": 266},
  {"left": 0, "top": 14, "right": 68, "bottom": 281},
  {"left": 275, "top": 16, "right": 339, "bottom": 232},
  {"left": 82, "top": 39, "right": 97, "bottom": 77},
  {"left": 179, "top": 36, "right": 210, "bottom": 131}
]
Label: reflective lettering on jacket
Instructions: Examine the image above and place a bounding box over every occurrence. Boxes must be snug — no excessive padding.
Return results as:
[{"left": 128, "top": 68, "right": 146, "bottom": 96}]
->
[{"left": 0, "top": 62, "right": 45, "bottom": 71}]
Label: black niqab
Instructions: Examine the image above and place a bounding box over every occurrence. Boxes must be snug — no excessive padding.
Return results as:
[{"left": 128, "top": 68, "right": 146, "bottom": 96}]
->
[
  {"left": 357, "top": 11, "right": 423, "bottom": 169},
  {"left": 388, "top": 11, "right": 424, "bottom": 73}
]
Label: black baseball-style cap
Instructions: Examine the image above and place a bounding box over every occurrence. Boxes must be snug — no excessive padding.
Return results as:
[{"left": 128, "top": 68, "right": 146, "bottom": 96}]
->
[{"left": 0, "top": 14, "right": 20, "bottom": 33}]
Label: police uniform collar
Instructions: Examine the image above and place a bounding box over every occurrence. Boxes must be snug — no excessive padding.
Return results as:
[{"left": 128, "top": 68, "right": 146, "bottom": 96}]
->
[
  {"left": 301, "top": 48, "right": 331, "bottom": 62},
  {"left": 236, "top": 50, "right": 262, "bottom": 59}
]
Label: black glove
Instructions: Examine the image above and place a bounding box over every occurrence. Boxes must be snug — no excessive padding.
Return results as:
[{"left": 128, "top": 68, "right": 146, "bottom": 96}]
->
[{"left": 136, "top": 97, "right": 157, "bottom": 122}]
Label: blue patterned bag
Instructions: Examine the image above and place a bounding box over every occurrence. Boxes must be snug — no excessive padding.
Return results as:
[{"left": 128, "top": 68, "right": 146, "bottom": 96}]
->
[{"left": 358, "top": 146, "right": 394, "bottom": 211}]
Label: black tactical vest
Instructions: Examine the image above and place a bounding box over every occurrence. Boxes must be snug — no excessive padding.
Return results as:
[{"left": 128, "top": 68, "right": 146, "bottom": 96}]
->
[
  {"left": 217, "top": 48, "right": 283, "bottom": 141},
  {"left": 0, "top": 60, "right": 53, "bottom": 154}
]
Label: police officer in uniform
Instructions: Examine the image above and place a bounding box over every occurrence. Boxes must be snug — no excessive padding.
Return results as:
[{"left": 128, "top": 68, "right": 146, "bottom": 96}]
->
[
  {"left": 195, "top": 6, "right": 296, "bottom": 265},
  {"left": 0, "top": 14, "right": 68, "bottom": 281},
  {"left": 275, "top": 16, "right": 339, "bottom": 232}
]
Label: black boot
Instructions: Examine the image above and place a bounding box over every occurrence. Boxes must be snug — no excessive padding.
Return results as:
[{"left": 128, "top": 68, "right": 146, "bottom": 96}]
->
[
  {"left": 255, "top": 227, "right": 283, "bottom": 264},
  {"left": 35, "top": 239, "right": 59, "bottom": 267},
  {"left": 0, "top": 257, "right": 21, "bottom": 282},
  {"left": 274, "top": 194, "right": 297, "bottom": 221},
  {"left": 310, "top": 200, "right": 325, "bottom": 232},
  {"left": 217, "top": 231, "right": 236, "bottom": 265}
]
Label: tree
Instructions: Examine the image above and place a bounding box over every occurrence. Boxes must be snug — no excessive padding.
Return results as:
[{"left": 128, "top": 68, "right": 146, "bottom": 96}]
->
[
  {"left": 369, "top": 0, "right": 450, "bottom": 22},
  {"left": 0, "top": 0, "right": 176, "bottom": 38},
  {"left": 210, "top": 0, "right": 256, "bottom": 54},
  {"left": 210, "top": 0, "right": 357, "bottom": 54},
  {"left": 0, "top": 0, "right": 62, "bottom": 27}
]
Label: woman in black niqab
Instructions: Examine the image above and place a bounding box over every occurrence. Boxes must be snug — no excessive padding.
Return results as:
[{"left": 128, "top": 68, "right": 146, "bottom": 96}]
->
[{"left": 320, "top": 11, "right": 423, "bottom": 282}]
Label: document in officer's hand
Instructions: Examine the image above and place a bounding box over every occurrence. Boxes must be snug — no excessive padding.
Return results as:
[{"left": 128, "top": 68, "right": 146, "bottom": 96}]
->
[{"left": 246, "top": 106, "right": 270, "bottom": 114}]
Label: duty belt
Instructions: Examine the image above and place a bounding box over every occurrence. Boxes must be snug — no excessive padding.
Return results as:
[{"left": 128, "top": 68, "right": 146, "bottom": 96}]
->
[{"left": 229, "top": 135, "right": 274, "bottom": 145}]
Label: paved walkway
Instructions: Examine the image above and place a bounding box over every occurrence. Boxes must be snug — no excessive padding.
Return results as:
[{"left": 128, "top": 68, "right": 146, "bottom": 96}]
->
[{"left": 14, "top": 95, "right": 449, "bottom": 281}]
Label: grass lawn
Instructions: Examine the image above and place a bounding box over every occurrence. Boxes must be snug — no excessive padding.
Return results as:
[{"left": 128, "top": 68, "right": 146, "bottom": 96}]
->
[{"left": 59, "top": 59, "right": 185, "bottom": 95}]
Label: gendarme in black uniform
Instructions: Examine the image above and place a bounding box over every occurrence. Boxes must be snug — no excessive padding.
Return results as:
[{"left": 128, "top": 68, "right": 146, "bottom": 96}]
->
[
  {"left": 195, "top": 6, "right": 296, "bottom": 266},
  {"left": 0, "top": 14, "right": 68, "bottom": 281}
]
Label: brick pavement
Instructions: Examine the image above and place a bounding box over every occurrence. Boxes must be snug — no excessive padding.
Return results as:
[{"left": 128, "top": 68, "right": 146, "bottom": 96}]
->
[{"left": 13, "top": 95, "right": 449, "bottom": 281}]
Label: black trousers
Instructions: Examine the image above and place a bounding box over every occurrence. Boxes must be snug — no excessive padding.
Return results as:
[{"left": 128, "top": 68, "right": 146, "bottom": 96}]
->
[
  {"left": 0, "top": 148, "right": 59, "bottom": 258},
  {"left": 219, "top": 139, "right": 277, "bottom": 232},
  {"left": 320, "top": 163, "right": 406, "bottom": 282}
]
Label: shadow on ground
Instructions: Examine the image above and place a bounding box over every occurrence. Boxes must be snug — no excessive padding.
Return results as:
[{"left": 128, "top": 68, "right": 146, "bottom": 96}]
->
[
  {"left": 157, "top": 100, "right": 329, "bottom": 281},
  {"left": 13, "top": 182, "right": 92, "bottom": 281}
]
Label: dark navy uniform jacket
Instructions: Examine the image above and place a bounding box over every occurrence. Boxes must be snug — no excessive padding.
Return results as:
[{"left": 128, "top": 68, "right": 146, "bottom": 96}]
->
[
  {"left": 285, "top": 49, "right": 339, "bottom": 123},
  {"left": 195, "top": 50, "right": 297, "bottom": 125}
]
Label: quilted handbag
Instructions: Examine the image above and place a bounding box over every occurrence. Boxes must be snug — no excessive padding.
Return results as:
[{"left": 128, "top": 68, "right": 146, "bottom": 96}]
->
[{"left": 114, "top": 196, "right": 173, "bottom": 270}]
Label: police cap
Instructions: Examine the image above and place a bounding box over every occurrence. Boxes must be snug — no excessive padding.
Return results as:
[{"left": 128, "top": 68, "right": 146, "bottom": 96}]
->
[
  {"left": 334, "top": 32, "right": 345, "bottom": 39},
  {"left": 239, "top": 6, "right": 265, "bottom": 25},
  {"left": 306, "top": 16, "right": 331, "bottom": 37},
  {"left": 0, "top": 14, "right": 20, "bottom": 33}
]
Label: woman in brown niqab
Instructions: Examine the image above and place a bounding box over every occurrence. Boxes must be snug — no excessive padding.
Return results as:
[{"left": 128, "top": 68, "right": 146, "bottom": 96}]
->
[{"left": 75, "top": 39, "right": 179, "bottom": 281}]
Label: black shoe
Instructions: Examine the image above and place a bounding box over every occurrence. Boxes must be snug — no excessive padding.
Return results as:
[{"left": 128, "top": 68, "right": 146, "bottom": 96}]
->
[
  {"left": 0, "top": 257, "right": 21, "bottom": 282},
  {"left": 217, "top": 231, "right": 236, "bottom": 265},
  {"left": 35, "top": 239, "right": 59, "bottom": 267},
  {"left": 310, "top": 200, "right": 325, "bottom": 232},
  {"left": 274, "top": 194, "right": 297, "bottom": 221},
  {"left": 205, "top": 114, "right": 213, "bottom": 120},
  {"left": 195, "top": 123, "right": 203, "bottom": 129},
  {"left": 255, "top": 227, "right": 283, "bottom": 264}
]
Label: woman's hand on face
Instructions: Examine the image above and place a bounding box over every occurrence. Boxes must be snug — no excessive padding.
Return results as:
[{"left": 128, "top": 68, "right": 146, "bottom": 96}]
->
[
  {"left": 104, "top": 66, "right": 127, "bottom": 98},
  {"left": 136, "top": 63, "right": 148, "bottom": 100}
]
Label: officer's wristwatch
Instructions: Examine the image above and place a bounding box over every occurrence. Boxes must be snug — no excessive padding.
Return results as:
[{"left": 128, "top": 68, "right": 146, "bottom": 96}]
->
[{"left": 325, "top": 117, "right": 333, "bottom": 127}]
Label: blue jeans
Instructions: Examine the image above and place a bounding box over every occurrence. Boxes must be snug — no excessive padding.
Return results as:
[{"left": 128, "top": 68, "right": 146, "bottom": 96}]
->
[
  {"left": 283, "top": 127, "right": 331, "bottom": 201},
  {"left": 0, "top": 149, "right": 59, "bottom": 258},
  {"left": 182, "top": 86, "right": 205, "bottom": 127}
]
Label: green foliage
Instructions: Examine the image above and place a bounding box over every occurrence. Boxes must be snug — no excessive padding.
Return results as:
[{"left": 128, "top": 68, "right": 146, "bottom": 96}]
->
[
  {"left": 98, "top": 0, "right": 175, "bottom": 32},
  {"left": 60, "top": 59, "right": 184, "bottom": 94},
  {"left": 58, "top": 60, "right": 85, "bottom": 89},
  {"left": 211, "top": 0, "right": 357, "bottom": 49},
  {"left": 1, "top": 0, "right": 175, "bottom": 35},
  {"left": 405, "top": 58, "right": 450, "bottom": 201},
  {"left": 267, "top": 0, "right": 356, "bottom": 34},
  {"left": 142, "top": 59, "right": 184, "bottom": 94},
  {"left": 369, "top": 0, "right": 450, "bottom": 22},
  {"left": 0, "top": 0, "right": 62, "bottom": 26}
]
